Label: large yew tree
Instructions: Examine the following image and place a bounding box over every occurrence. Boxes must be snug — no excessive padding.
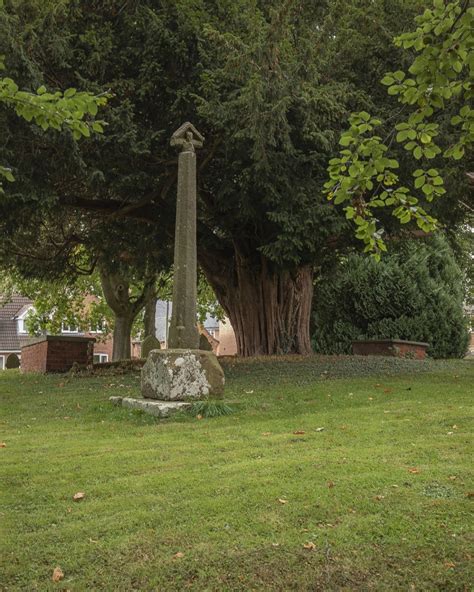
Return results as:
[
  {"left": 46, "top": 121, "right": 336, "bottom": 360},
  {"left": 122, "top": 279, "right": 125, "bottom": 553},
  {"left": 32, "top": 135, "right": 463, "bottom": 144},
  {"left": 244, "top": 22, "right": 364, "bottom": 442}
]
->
[{"left": 2, "top": 0, "right": 450, "bottom": 355}]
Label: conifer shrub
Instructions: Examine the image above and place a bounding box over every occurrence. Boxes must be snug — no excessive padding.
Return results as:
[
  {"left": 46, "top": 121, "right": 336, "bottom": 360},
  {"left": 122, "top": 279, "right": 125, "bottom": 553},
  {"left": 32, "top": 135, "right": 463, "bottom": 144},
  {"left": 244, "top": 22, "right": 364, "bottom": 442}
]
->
[{"left": 312, "top": 235, "right": 469, "bottom": 358}]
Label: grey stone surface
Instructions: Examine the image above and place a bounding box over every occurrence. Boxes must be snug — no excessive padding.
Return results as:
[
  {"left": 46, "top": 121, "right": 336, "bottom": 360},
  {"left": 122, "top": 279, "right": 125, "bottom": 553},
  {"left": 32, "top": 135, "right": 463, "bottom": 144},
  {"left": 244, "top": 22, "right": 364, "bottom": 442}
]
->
[
  {"left": 110, "top": 396, "right": 190, "bottom": 417},
  {"left": 199, "top": 332, "right": 213, "bottom": 351},
  {"left": 141, "top": 335, "right": 161, "bottom": 358},
  {"left": 141, "top": 349, "right": 225, "bottom": 400},
  {"left": 168, "top": 123, "right": 204, "bottom": 350}
]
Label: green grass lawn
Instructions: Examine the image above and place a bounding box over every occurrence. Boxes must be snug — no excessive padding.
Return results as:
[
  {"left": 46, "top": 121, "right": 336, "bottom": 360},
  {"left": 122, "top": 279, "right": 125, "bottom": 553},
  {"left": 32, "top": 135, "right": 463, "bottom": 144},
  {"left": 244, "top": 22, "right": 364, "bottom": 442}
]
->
[{"left": 1, "top": 356, "right": 473, "bottom": 591}]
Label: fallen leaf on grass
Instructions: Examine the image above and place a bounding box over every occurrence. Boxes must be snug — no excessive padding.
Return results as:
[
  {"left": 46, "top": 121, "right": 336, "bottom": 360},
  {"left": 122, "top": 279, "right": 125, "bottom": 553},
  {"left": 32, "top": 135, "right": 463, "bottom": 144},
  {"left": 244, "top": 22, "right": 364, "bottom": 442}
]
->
[
  {"left": 262, "top": 432, "right": 271, "bottom": 436},
  {"left": 327, "top": 481, "right": 335, "bottom": 488},
  {"left": 408, "top": 468, "right": 421, "bottom": 474},
  {"left": 303, "top": 542, "right": 316, "bottom": 551},
  {"left": 448, "top": 476, "right": 457, "bottom": 481},
  {"left": 173, "top": 552, "right": 184, "bottom": 559},
  {"left": 293, "top": 430, "right": 305, "bottom": 435},
  {"left": 374, "top": 495, "right": 385, "bottom": 501},
  {"left": 0, "top": 442, "right": 6, "bottom": 448},
  {"left": 196, "top": 415, "right": 203, "bottom": 420},
  {"left": 244, "top": 390, "right": 254, "bottom": 394},
  {"left": 66, "top": 507, "right": 72, "bottom": 513},
  {"left": 277, "top": 498, "right": 288, "bottom": 504},
  {"left": 271, "top": 543, "right": 280, "bottom": 547},
  {"left": 465, "top": 491, "right": 474, "bottom": 498},
  {"left": 444, "top": 561, "right": 456, "bottom": 569},
  {"left": 383, "top": 388, "right": 393, "bottom": 394},
  {"left": 89, "top": 538, "right": 98, "bottom": 544},
  {"left": 73, "top": 492, "right": 85, "bottom": 501},
  {"left": 314, "top": 427, "right": 325, "bottom": 432},
  {"left": 52, "top": 567, "right": 64, "bottom": 582}
]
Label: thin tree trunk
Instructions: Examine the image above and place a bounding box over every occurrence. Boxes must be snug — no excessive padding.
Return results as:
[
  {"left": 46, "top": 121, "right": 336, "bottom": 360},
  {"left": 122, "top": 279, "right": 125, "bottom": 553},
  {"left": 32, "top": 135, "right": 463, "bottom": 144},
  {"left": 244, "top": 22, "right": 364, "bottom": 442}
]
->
[
  {"left": 99, "top": 265, "right": 152, "bottom": 361},
  {"left": 143, "top": 286, "right": 157, "bottom": 339},
  {"left": 200, "top": 251, "right": 313, "bottom": 356},
  {"left": 113, "top": 315, "right": 134, "bottom": 360}
]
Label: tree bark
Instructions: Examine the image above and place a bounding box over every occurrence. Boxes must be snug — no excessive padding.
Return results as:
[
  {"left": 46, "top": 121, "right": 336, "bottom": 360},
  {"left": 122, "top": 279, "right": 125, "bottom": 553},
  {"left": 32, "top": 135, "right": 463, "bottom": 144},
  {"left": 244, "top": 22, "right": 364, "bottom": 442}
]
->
[
  {"left": 113, "top": 314, "right": 134, "bottom": 360},
  {"left": 99, "top": 265, "right": 152, "bottom": 361},
  {"left": 143, "top": 285, "right": 157, "bottom": 339},
  {"left": 200, "top": 251, "right": 313, "bottom": 356}
]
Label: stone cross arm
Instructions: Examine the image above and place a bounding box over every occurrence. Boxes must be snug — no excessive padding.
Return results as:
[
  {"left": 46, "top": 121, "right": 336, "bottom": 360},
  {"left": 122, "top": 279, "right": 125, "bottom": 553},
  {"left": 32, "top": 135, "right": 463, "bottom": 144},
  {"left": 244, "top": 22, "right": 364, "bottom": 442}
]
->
[{"left": 170, "top": 122, "right": 204, "bottom": 152}]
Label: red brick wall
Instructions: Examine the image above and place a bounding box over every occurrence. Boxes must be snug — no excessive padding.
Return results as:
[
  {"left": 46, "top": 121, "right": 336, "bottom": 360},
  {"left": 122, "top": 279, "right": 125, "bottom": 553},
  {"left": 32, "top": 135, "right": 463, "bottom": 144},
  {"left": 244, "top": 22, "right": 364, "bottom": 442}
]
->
[
  {"left": 217, "top": 318, "right": 238, "bottom": 356},
  {"left": 85, "top": 333, "right": 113, "bottom": 361},
  {"left": 20, "top": 340, "right": 48, "bottom": 372},
  {"left": 352, "top": 340, "right": 428, "bottom": 360},
  {"left": 21, "top": 337, "right": 95, "bottom": 373}
]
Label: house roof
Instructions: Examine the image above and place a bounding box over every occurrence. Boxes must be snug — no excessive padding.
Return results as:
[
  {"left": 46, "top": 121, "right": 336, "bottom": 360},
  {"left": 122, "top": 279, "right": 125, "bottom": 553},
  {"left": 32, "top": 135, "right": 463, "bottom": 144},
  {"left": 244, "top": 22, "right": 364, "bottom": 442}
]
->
[
  {"left": 0, "top": 319, "right": 20, "bottom": 351},
  {"left": 0, "top": 294, "right": 33, "bottom": 352},
  {"left": 0, "top": 294, "right": 32, "bottom": 320}
]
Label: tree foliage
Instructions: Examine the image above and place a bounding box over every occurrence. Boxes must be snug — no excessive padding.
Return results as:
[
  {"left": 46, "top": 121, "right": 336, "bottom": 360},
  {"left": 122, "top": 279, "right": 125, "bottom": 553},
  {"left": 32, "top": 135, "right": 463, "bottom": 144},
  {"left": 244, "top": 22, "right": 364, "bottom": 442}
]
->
[
  {"left": 326, "top": 0, "right": 473, "bottom": 258},
  {"left": 0, "top": 269, "right": 112, "bottom": 336},
  {"left": 312, "top": 235, "right": 469, "bottom": 358},
  {"left": 1, "top": 0, "right": 469, "bottom": 354},
  {"left": 0, "top": 0, "right": 107, "bottom": 191}
]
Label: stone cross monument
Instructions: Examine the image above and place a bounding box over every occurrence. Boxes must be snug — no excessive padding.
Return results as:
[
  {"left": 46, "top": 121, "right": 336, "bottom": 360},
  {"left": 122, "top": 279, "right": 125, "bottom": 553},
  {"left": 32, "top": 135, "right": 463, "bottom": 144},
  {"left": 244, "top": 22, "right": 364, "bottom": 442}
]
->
[
  {"left": 168, "top": 122, "right": 204, "bottom": 349},
  {"left": 110, "top": 121, "right": 225, "bottom": 416}
]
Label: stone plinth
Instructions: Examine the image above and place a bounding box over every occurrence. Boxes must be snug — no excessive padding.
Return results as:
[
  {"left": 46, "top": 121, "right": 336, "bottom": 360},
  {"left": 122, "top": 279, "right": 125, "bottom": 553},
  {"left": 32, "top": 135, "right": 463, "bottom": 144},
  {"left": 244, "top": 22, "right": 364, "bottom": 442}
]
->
[
  {"left": 141, "top": 349, "right": 225, "bottom": 400},
  {"left": 110, "top": 396, "right": 190, "bottom": 418}
]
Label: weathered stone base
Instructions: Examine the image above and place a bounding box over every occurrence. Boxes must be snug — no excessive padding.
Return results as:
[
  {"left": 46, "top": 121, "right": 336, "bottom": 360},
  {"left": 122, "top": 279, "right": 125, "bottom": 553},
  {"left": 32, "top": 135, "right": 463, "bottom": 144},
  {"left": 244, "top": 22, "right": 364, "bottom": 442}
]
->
[
  {"left": 141, "top": 349, "right": 225, "bottom": 400},
  {"left": 110, "top": 396, "right": 191, "bottom": 417}
]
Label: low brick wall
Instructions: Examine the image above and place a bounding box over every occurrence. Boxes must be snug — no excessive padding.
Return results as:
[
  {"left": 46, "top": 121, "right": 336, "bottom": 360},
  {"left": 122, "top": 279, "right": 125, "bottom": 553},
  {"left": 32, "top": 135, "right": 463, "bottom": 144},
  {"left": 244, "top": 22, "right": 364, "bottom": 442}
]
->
[
  {"left": 21, "top": 336, "right": 95, "bottom": 373},
  {"left": 352, "top": 339, "right": 429, "bottom": 360}
]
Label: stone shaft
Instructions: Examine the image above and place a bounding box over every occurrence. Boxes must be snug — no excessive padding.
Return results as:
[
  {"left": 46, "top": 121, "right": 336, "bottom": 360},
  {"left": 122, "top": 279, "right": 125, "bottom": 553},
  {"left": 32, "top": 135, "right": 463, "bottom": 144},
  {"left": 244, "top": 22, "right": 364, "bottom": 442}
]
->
[{"left": 168, "top": 148, "right": 200, "bottom": 349}]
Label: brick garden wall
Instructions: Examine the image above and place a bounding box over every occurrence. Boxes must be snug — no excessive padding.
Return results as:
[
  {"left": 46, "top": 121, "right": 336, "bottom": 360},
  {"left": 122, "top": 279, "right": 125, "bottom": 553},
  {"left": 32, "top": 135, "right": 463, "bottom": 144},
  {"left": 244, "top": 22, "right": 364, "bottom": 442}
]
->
[
  {"left": 20, "top": 340, "right": 48, "bottom": 372},
  {"left": 352, "top": 339, "right": 429, "bottom": 360},
  {"left": 21, "top": 336, "right": 95, "bottom": 373}
]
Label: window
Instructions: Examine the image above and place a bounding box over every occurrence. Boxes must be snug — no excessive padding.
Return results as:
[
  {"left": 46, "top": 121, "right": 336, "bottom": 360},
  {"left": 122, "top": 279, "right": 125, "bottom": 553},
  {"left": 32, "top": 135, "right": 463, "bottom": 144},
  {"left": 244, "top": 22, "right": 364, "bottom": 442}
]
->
[
  {"left": 61, "top": 323, "right": 79, "bottom": 334},
  {"left": 0, "top": 356, "right": 4, "bottom": 370},
  {"left": 90, "top": 320, "right": 105, "bottom": 333},
  {"left": 93, "top": 353, "right": 108, "bottom": 364},
  {"left": 17, "top": 306, "right": 35, "bottom": 334}
]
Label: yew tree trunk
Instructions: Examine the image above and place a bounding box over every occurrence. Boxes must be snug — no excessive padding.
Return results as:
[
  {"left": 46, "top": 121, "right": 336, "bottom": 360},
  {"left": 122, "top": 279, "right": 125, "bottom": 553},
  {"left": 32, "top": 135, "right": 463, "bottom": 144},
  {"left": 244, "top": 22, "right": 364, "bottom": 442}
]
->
[{"left": 201, "top": 253, "right": 313, "bottom": 356}]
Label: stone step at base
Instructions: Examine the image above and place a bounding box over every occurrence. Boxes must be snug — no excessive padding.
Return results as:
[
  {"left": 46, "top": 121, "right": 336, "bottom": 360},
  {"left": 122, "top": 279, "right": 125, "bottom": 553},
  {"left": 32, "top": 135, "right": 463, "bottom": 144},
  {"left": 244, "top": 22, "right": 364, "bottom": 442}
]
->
[{"left": 110, "top": 396, "right": 191, "bottom": 417}]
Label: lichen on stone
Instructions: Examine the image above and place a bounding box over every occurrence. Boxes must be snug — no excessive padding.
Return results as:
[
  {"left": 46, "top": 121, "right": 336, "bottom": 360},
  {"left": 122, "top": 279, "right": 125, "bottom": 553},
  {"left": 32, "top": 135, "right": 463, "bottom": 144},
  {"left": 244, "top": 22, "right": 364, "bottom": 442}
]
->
[{"left": 141, "top": 349, "right": 223, "bottom": 401}]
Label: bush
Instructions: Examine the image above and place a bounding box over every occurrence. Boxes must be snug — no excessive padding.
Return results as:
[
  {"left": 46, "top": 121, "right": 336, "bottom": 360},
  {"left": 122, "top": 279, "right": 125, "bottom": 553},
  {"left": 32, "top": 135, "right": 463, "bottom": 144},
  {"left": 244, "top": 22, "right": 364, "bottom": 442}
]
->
[{"left": 312, "top": 235, "right": 469, "bottom": 358}]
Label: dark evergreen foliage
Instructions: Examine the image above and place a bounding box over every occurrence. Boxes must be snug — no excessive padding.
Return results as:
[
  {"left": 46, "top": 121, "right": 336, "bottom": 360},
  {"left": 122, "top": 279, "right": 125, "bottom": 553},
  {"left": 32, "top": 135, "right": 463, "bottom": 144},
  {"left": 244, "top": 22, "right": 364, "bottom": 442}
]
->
[
  {"left": 312, "top": 235, "right": 469, "bottom": 358},
  {"left": 3, "top": 0, "right": 469, "bottom": 354}
]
